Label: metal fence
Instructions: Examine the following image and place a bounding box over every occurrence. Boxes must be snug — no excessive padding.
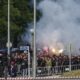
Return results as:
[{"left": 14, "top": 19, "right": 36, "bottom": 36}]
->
[
  {"left": 0, "top": 64, "right": 80, "bottom": 80},
  {"left": 2, "top": 64, "right": 80, "bottom": 78},
  {"left": 36, "top": 64, "right": 80, "bottom": 76}
]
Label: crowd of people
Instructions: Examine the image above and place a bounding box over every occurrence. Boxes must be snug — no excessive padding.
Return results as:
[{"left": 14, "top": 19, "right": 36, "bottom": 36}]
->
[{"left": 0, "top": 48, "right": 80, "bottom": 77}]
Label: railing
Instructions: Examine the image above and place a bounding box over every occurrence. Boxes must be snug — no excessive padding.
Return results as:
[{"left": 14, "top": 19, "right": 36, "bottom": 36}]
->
[
  {"left": 1, "top": 64, "right": 80, "bottom": 77},
  {"left": 36, "top": 64, "right": 80, "bottom": 76}
]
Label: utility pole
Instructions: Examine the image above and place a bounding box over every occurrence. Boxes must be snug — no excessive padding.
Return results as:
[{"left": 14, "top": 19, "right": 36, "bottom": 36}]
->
[
  {"left": 8, "top": 0, "right": 10, "bottom": 57},
  {"left": 5, "top": 0, "right": 10, "bottom": 80},
  {"left": 33, "top": 0, "right": 36, "bottom": 78},
  {"left": 69, "top": 44, "right": 72, "bottom": 71},
  {"left": 27, "top": 47, "right": 30, "bottom": 77},
  {"left": 8, "top": 0, "right": 11, "bottom": 63}
]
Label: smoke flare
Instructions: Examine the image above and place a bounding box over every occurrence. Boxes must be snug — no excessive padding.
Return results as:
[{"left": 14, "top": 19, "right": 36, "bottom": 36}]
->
[{"left": 36, "top": 0, "right": 80, "bottom": 54}]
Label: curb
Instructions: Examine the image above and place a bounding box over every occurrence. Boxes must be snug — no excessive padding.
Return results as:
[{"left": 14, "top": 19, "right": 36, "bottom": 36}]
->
[{"left": 0, "top": 76, "right": 80, "bottom": 80}]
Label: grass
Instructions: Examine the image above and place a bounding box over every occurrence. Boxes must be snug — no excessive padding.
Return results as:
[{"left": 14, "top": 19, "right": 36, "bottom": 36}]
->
[{"left": 62, "top": 70, "right": 80, "bottom": 77}]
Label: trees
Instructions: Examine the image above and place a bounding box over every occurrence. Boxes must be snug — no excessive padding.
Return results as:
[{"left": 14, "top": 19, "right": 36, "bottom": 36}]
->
[
  {"left": 10, "top": 0, "right": 33, "bottom": 47},
  {"left": 0, "top": 0, "right": 41, "bottom": 48}
]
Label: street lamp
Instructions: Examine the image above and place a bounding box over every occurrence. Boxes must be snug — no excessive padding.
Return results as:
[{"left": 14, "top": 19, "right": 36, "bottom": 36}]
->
[
  {"left": 33, "top": 0, "right": 36, "bottom": 78},
  {"left": 8, "top": 0, "right": 10, "bottom": 57},
  {"left": 5, "top": 0, "right": 11, "bottom": 79},
  {"left": 28, "top": 0, "right": 36, "bottom": 78}
]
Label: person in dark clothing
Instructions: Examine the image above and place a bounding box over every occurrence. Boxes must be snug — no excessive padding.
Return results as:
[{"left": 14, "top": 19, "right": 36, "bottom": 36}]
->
[
  {"left": 8, "top": 61, "right": 17, "bottom": 77},
  {"left": 21, "top": 58, "right": 28, "bottom": 76}
]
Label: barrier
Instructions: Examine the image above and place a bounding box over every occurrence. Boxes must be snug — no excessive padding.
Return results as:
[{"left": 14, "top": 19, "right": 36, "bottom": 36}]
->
[{"left": 0, "top": 64, "right": 80, "bottom": 79}]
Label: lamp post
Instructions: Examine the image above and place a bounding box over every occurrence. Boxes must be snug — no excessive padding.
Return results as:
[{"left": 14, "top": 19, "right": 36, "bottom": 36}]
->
[
  {"left": 5, "top": 0, "right": 10, "bottom": 79},
  {"left": 8, "top": 0, "right": 10, "bottom": 72},
  {"left": 8, "top": 0, "right": 10, "bottom": 59},
  {"left": 33, "top": 0, "right": 36, "bottom": 78}
]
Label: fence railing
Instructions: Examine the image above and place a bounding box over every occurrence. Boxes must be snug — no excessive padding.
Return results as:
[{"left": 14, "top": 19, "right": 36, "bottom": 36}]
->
[{"left": 1, "top": 64, "right": 80, "bottom": 77}]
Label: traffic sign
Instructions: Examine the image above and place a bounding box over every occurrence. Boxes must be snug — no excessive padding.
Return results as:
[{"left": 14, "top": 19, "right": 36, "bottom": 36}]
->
[{"left": 20, "top": 46, "right": 29, "bottom": 51}]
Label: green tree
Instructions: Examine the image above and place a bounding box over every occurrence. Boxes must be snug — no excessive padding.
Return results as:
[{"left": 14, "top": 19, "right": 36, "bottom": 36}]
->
[{"left": 0, "top": 0, "right": 41, "bottom": 48}]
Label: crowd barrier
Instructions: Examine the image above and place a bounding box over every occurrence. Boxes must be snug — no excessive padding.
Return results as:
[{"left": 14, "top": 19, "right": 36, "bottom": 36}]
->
[
  {"left": 16, "top": 64, "right": 80, "bottom": 77},
  {"left": 0, "top": 64, "right": 80, "bottom": 79}
]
